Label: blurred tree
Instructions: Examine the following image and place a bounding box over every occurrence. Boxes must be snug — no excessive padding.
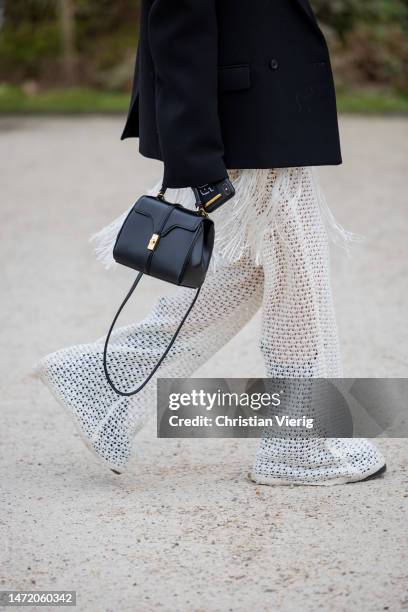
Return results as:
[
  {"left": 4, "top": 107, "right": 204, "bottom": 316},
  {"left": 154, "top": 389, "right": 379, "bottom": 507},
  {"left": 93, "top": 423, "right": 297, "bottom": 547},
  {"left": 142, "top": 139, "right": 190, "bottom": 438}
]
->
[
  {"left": 311, "top": 0, "right": 408, "bottom": 91},
  {"left": 0, "top": 0, "right": 406, "bottom": 92},
  {"left": 0, "top": 1, "right": 5, "bottom": 30},
  {"left": 58, "top": 0, "right": 77, "bottom": 84},
  {"left": 312, "top": 0, "right": 408, "bottom": 36}
]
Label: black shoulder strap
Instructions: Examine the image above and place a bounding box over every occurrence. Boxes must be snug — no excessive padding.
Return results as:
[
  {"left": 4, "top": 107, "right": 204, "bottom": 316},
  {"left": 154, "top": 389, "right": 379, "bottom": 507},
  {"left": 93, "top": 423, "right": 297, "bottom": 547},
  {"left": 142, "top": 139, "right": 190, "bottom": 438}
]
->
[{"left": 103, "top": 272, "right": 201, "bottom": 397}]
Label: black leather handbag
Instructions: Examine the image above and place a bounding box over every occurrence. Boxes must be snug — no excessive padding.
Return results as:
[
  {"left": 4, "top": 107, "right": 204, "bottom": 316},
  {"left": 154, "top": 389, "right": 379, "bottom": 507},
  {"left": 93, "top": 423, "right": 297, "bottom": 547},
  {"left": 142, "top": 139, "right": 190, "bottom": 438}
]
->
[{"left": 103, "top": 188, "right": 215, "bottom": 396}]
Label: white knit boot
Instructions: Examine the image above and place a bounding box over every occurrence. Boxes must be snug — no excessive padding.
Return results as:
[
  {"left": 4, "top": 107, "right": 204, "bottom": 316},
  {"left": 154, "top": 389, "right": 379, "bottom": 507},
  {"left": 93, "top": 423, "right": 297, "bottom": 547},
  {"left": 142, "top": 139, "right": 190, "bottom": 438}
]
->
[
  {"left": 250, "top": 437, "right": 386, "bottom": 486},
  {"left": 35, "top": 343, "right": 142, "bottom": 472}
]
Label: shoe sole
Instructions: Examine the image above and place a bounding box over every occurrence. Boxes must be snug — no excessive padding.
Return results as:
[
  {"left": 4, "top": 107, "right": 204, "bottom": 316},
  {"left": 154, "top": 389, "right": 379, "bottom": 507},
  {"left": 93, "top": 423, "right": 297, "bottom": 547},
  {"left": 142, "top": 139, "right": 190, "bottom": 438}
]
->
[
  {"left": 248, "top": 462, "right": 387, "bottom": 487},
  {"left": 352, "top": 463, "right": 387, "bottom": 483}
]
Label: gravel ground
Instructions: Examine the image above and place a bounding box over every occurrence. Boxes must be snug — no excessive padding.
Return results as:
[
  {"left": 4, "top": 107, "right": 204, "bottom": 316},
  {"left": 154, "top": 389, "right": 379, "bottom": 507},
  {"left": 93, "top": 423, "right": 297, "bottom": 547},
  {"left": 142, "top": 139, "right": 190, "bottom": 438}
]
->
[{"left": 1, "top": 116, "right": 407, "bottom": 611}]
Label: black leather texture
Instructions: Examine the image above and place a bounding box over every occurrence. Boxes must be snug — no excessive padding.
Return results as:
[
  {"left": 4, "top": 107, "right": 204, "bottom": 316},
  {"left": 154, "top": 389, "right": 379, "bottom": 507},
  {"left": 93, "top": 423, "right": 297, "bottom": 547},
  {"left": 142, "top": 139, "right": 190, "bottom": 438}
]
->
[{"left": 113, "top": 195, "right": 214, "bottom": 289}]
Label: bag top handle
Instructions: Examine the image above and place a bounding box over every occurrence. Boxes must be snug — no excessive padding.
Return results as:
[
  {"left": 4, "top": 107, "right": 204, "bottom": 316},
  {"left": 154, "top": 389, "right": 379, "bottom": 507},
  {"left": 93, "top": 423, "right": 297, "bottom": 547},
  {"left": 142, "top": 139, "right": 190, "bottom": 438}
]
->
[{"left": 157, "top": 183, "right": 209, "bottom": 217}]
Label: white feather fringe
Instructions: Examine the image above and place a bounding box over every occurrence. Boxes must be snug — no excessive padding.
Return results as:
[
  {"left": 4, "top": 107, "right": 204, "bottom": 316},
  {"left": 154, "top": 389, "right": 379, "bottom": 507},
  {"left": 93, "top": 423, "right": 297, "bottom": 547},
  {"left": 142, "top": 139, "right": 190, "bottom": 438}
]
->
[{"left": 90, "top": 168, "right": 359, "bottom": 273}]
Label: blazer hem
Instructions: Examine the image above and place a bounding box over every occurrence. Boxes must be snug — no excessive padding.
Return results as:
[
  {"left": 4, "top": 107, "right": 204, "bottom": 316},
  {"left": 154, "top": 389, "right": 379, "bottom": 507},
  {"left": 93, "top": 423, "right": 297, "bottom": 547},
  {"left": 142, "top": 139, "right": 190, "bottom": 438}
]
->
[{"left": 133, "top": 139, "right": 343, "bottom": 172}]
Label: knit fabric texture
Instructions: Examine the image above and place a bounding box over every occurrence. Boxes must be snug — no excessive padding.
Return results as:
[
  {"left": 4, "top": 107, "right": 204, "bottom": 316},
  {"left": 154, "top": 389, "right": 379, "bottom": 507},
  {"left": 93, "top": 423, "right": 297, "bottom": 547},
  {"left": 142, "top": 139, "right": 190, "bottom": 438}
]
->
[{"left": 36, "top": 168, "right": 384, "bottom": 481}]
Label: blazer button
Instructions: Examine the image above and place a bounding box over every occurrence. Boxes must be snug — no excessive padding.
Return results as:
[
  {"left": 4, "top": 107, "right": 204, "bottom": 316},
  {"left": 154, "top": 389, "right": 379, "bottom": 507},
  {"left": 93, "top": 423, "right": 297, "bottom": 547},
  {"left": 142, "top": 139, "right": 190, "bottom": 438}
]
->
[{"left": 269, "top": 58, "right": 279, "bottom": 70}]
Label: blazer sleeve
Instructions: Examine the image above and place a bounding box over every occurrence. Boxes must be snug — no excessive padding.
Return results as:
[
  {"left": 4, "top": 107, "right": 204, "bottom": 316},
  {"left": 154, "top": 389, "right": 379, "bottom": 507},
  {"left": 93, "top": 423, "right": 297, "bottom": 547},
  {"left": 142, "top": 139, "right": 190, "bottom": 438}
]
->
[{"left": 148, "top": 0, "right": 227, "bottom": 189}]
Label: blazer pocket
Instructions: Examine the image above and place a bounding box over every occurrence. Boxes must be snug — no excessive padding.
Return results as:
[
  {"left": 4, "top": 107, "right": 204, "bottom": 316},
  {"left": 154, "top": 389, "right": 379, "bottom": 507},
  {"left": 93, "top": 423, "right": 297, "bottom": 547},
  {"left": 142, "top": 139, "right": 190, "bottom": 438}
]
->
[{"left": 218, "top": 64, "right": 251, "bottom": 92}]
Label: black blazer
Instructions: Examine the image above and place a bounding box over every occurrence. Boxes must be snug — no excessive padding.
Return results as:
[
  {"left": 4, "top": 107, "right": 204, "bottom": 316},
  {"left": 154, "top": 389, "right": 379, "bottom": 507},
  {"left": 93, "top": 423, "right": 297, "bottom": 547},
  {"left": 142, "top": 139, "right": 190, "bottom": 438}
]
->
[{"left": 122, "top": 0, "right": 342, "bottom": 188}]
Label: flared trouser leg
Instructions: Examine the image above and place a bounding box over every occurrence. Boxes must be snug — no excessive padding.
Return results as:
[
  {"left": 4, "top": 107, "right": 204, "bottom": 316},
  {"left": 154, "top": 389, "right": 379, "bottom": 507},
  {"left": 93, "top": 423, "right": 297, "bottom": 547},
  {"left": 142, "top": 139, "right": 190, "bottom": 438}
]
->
[
  {"left": 252, "top": 169, "right": 385, "bottom": 484},
  {"left": 37, "top": 256, "right": 264, "bottom": 470}
]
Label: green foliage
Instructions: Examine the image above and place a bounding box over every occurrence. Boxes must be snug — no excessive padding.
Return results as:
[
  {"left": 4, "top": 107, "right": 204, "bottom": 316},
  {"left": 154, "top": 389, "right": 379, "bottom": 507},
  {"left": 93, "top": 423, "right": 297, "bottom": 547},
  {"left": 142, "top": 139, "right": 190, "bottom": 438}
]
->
[
  {"left": 313, "top": 0, "right": 408, "bottom": 90},
  {"left": 0, "top": 0, "right": 407, "bottom": 94},
  {"left": 0, "top": 83, "right": 129, "bottom": 112},
  {"left": 1, "top": 82, "right": 407, "bottom": 115},
  {"left": 312, "top": 0, "right": 408, "bottom": 36},
  {"left": 0, "top": 21, "right": 60, "bottom": 80},
  {"left": 0, "top": 0, "right": 139, "bottom": 87},
  {"left": 4, "top": 0, "right": 57, "bottom": 24},
  {"left": 338, "top": 89, "right": 408, "bottom": 113}
]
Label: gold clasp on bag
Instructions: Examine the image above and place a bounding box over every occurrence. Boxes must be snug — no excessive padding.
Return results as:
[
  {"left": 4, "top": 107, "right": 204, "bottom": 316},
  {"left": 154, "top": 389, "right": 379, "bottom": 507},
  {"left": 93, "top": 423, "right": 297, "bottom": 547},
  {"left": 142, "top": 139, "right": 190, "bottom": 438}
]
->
[
  {"left": 197, "top": 207, "right": 209, "bottom": 218},
  {"left": 147, "top": 233, "right": 160, "bottom": 251}
]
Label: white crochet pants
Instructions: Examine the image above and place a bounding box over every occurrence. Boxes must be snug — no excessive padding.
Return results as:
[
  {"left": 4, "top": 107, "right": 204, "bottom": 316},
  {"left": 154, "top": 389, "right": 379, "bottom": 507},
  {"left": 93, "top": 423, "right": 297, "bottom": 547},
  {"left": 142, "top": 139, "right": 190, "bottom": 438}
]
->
[{"left": 37, "top": 168, "right": 385, "bottom": 481}]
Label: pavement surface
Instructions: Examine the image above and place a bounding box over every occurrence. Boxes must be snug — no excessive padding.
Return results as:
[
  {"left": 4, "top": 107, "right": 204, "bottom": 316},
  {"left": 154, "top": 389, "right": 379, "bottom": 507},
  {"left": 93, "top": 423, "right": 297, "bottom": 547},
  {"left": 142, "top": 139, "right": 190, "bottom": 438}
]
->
[{"left": 1, "top": 116, "right": 407, "bottom": 611}]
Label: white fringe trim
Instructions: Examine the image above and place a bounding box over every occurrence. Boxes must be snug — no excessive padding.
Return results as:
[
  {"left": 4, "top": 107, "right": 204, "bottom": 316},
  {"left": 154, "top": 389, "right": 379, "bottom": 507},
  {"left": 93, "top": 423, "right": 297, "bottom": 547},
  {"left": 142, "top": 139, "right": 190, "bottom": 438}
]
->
[
  {"left": 90, "top": 168, "right": 360, "bottom": 273},
  {"left": 310, "top": 168, "right": 362, "bottom": 251}
]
